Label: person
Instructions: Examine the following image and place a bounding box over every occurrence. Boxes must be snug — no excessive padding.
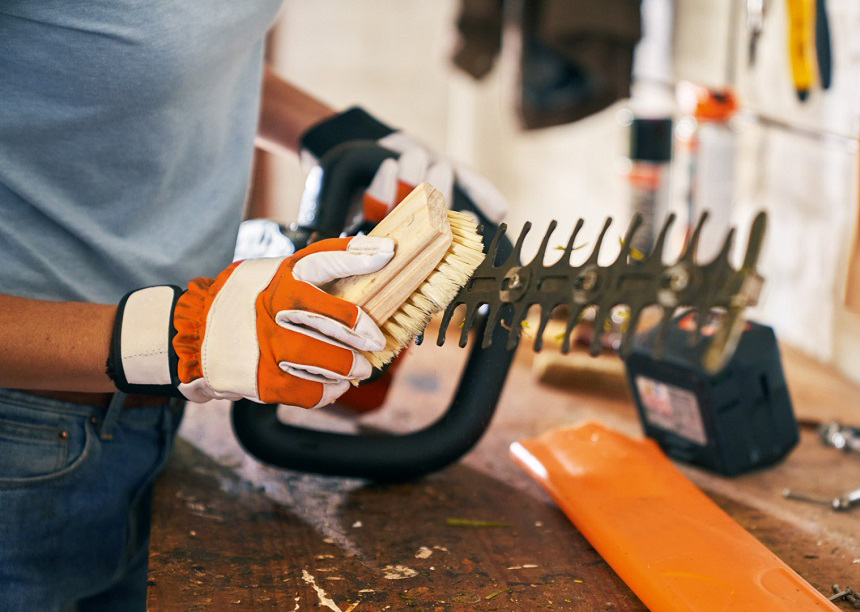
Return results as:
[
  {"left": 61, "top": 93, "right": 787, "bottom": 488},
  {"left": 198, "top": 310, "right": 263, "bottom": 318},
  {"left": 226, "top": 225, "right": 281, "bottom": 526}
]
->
[{"left": 0, "top": 2, "right": 506, "bottom": 609}]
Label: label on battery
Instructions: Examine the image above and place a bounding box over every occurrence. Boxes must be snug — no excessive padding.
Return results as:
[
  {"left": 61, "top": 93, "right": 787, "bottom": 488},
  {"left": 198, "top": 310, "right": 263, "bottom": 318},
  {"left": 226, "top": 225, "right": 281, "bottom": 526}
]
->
[{"left": 635, "top": 376, "right": 707, "bottom": 445}]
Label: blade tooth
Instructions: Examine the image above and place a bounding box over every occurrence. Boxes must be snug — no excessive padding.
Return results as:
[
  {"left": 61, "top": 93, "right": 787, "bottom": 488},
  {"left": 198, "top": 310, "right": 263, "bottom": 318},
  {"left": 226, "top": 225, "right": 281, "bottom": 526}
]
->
[
  {"left": 618, "top": 306, "right": 644, "bottom": 358},
  {"left": 531, "top": 220, "right": 557, "bottom": 267},
  {"left": 485, "top": 224, "right": 508, "bottom": 267},
  {"left": 589, "top": 307, "right": 610, "bottom": 356},
  {"left": 532, "top": 305, "right": 555, "bottom": 352},
  {"left": 652, "top": 307, "right": 675, "bottom": 359},
  {"left": 742, "top": 211, "right": 768, "bottom": 270},
  {"left": 505, "top": 304, "right": 529, "bottom": 351},
  {"left": 681, "top": 211, "right": 709, "bottom": 262},
  {"left": 586, "top": 217, "right": 613, "bottom": 264},
  {"left": 620, "top": 214, "right": 643, "bottom": 260},
  {"left": 436, "top": 301, "right": 460, "bottom": 345},
  {"left": 713, "top": 227, "right": 736, "bottom": 265},
  {"left": 506, "top": 221, "right": 532, "bottom": 268},
  {"left": 649, "top": 213, "right": 676, "bottom": 263},
  {"left": 561, "top": 304, "right": 586, "bottom": 353},
  {"left": 481, "top": 303, "right": 505, "bottom": 349},
  {"left": 460, "top": 304, "right": 481, "bottom": 348}
]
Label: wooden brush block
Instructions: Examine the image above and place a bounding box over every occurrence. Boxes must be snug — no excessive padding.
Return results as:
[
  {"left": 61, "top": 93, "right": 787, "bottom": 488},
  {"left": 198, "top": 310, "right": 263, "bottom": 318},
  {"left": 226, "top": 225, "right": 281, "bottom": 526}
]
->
[{"left": 327, "top": 182, "right": 453, "bottom": 324}]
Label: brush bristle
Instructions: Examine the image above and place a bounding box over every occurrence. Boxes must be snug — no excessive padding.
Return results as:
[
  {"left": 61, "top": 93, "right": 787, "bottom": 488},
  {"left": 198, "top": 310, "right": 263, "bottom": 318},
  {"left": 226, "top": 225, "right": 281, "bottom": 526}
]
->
[{"left": 365, "top": 210, "right": 485, "bottom": 369}]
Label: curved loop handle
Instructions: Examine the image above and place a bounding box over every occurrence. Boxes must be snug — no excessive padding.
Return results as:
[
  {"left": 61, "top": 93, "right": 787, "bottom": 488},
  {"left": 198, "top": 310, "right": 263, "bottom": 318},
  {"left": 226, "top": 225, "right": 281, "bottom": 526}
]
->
[{"left": 231, "top": 315, "right": 514, "bottom": 482}]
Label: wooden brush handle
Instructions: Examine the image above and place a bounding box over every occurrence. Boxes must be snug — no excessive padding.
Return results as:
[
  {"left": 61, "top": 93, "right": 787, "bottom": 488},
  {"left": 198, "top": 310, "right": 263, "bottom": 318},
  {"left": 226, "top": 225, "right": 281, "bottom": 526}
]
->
[{"left": 326, "top": 182, "right": 453, "bottom": 324}]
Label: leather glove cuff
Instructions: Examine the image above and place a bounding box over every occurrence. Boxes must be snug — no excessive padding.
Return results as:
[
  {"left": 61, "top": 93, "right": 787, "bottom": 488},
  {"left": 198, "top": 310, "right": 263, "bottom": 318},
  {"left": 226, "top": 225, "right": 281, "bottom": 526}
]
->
[
  {"left": 106, "top": 285, "right": 185, "bottom": 398},
  {"left": 300, "top": 106, "right": 394, "bottom": 162}
]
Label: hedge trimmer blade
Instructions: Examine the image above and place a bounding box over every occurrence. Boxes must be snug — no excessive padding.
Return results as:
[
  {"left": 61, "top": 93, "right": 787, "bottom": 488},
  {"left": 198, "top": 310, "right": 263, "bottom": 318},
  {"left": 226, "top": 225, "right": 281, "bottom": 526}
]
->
[{"left": 436, "top": 211, "right": 767, "bottom": 373}]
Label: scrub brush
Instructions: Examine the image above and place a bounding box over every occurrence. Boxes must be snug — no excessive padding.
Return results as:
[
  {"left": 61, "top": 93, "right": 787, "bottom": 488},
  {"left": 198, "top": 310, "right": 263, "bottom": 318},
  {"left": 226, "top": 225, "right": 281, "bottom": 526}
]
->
[{"left": 327, "top": 182, "right": 485, "bottom": 370}]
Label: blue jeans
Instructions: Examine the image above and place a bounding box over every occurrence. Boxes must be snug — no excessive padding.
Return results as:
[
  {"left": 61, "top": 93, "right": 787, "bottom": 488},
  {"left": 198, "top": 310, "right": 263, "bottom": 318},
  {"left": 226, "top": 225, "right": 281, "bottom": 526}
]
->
[{"left": 0, "top": 389, "right": 183, "bottom": 611}]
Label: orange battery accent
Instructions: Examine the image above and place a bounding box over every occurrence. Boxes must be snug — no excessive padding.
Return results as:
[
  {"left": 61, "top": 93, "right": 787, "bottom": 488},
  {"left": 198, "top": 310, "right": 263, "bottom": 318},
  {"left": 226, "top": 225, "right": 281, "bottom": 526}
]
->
[{"left": 510, "top": 422, "right": 836, "bottom": 611}]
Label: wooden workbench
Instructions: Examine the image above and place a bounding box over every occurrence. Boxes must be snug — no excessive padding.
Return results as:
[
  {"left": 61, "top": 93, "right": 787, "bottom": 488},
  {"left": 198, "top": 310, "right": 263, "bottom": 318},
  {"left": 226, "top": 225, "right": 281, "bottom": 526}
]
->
[{"left": 147, "top": 330, "right": 860, "bottom": 610}]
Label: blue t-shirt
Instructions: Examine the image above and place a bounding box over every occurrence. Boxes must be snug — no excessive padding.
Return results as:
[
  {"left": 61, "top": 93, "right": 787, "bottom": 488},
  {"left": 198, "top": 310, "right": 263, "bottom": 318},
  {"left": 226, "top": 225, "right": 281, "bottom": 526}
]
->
[{"left": 0, "top": 1, "right": 282, "bottom": 303}]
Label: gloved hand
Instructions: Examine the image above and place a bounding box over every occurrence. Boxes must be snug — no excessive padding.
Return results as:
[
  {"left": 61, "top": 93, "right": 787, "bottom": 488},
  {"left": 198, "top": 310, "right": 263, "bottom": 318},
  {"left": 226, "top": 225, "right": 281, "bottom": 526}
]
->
[
  {"left": 107, "top": 236, "right": 394, "bottom": 408},
  {"left": 300, "top": 107, "right": 508, "bottom": 223}
]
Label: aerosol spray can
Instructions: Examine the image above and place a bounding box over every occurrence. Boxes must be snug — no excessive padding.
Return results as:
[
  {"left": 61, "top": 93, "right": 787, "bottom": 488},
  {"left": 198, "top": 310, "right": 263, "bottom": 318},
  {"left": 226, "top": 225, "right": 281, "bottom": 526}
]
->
[
  {"left": 628, "top": 117, "right": 673, "bottom": 256},
  {"left": 676, "top": 84, "right": 738, "bottom": 261}
]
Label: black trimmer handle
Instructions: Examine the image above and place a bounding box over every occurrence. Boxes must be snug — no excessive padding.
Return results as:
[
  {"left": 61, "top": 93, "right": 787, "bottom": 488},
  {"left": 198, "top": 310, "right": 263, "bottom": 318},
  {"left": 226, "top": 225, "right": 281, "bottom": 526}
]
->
[
  {"left": 298, "top": 140, "right": 495, "bottom": 235},
  {"left": 231, "top": 142, "right": 515, "bottom": 482}
]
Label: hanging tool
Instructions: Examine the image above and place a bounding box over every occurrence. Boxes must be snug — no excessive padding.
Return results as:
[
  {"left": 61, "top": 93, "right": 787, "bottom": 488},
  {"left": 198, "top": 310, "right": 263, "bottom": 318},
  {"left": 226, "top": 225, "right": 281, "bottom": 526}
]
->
[
  {"left": 747, "top": 0, "right": 766, "bottom": 67},
  {"left": 782, "top": 486, "right": 860, "bottom": 511},
  {"left": 815, "top": 0, "right": 833, "bottom": 89},
  {"left": 786, "top": 0, "right": 816, "bottom": 101},
  {"left": 232, "top": 142, "right": 768, "bottom": 481}
]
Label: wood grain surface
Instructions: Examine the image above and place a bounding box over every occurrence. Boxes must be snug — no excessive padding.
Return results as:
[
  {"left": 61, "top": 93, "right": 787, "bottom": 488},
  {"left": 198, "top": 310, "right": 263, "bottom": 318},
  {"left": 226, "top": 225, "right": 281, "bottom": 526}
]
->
[{"left": 148, "top": 324, "right": 860, "bottom": 610}]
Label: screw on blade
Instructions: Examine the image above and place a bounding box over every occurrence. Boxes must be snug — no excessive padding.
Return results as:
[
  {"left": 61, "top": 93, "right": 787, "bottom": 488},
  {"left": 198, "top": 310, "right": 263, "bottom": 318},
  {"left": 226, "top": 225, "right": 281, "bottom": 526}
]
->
[
  {"left": 503, "top": 221, "right": 561, "bottom": 350},
  {"left": 487, "top": 222, "right": 531, "bottom": 349},
  {"left": 588, "top": 215, "right": 645, "bottom": 356}
]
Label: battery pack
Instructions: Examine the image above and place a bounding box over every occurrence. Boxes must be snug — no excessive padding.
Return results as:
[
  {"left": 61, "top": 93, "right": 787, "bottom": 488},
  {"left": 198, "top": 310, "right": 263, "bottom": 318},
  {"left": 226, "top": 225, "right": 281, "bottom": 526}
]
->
[{"left": 624, "top": 312, "right": 799, "bottom": 476}]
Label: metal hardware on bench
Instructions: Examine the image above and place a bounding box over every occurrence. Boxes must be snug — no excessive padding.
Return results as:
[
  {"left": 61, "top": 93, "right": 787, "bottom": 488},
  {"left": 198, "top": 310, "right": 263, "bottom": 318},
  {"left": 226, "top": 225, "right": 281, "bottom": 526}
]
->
[
  {"left": 819, "top": 421, "right": 860, "bottom": 453},
  {"left": 436, "top": 210, "right": 767, "bottom": 373}
]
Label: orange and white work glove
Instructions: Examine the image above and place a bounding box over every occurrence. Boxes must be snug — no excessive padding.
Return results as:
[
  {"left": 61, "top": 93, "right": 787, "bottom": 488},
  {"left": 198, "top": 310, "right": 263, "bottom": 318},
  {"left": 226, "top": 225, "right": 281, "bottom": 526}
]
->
[
  {"left": 106, "top": 236, "right": 394, "bottom": 408},
  {"left": 300, "top": 107, "right": 508, "bottom": 223}
]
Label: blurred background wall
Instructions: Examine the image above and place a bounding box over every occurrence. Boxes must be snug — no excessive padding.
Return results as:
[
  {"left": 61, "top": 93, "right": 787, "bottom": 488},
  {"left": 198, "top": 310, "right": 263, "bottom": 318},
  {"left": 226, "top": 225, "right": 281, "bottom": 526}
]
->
[{"left": 255, "top": 0, "right": 860, "bottom": 385}]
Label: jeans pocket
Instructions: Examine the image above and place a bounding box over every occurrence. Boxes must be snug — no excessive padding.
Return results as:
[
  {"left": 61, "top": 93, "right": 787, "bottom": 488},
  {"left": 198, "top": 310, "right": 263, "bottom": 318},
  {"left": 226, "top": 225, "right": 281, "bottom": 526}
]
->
[{"left": 0, "top": 407, "right": 93, "bottom": 488}]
